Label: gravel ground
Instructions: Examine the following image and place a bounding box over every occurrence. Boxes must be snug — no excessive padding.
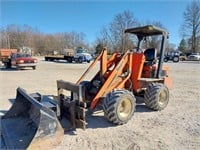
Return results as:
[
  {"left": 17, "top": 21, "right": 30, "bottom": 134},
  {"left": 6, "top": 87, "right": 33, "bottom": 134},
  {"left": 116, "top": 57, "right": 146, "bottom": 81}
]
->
[{"left": 0, "top": 57, "right": 200, "bottom": 150}]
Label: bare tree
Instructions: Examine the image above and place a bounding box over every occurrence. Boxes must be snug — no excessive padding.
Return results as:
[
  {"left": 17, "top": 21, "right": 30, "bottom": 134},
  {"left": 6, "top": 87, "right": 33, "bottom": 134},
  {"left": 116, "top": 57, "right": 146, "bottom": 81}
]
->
[
  {"left": 64, "top": 31, "right": 88, "bottom": 49},
  {"left": 96, "top": 10, "right": 139, "bottom": 52},
  {"left": 96, "top": 11, "right": 169, "bottom": 53},
  {"left": 1, "top": 24, "right": 36, "bottom": 49},
  {"left": 95, "top": 27, "right": 114, "bottom": 50},
  {"left": 0, "top": 29, "right": 10, "bottom": 48},
  {"left": 142, "top": 21, "right": 167, "bottom": 52},
  {"left": 181, "top": 0, "right": 200, "bottom": 52},
  {"left": 110, "top": 10, "right": 139, "bottom": 52}
]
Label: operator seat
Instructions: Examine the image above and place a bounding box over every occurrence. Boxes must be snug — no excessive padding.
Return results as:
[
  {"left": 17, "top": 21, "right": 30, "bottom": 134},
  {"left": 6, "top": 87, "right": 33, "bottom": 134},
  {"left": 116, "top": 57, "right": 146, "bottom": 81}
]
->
[{"left": 144, "top": 48, "right": 157, "bottom": 65}]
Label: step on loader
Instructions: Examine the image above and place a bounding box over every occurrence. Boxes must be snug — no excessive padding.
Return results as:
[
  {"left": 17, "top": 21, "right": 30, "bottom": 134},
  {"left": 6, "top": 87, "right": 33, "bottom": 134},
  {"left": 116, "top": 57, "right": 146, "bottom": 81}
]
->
[{"left": 1, "top": 25, "right": 172, "bottom": 149}]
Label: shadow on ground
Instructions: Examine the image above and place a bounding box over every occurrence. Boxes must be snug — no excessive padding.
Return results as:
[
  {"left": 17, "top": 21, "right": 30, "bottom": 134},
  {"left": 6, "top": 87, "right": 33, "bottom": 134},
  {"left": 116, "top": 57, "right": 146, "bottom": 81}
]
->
[
  {"left": 0, "top": 67, "right": 33, "bottom": 71},
  {"left": 67, "top": 103, "right": 153, "bottom": 131},
  {"left": 1, "top": 96, "right": 153, "bottom": 135},
  {"left": 42, "top": 59, "right": 90, "bottom": 64},
  {"left": 135, "top": 104, "right": 152, "bottom": 113}
]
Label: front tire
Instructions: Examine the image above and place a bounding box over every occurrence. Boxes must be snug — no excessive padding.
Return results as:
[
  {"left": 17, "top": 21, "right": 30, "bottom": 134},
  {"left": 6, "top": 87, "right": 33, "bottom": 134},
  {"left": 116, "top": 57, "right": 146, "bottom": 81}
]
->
[
  {"left": 144, "top": 83, "right": 169, "bottom": 110},
  {"left": 103, "top": 89, "right": 136, "bottom": 125}
]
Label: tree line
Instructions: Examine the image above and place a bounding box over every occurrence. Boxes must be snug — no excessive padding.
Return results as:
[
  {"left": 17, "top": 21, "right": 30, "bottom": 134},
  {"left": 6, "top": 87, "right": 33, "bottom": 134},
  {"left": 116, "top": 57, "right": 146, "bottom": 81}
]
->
[
  {"left": 95, "top": 11, "right": 174, "bottom": 54},
  {"left": 1, "top": 0, "right": 199, "bottom": 55},
  {"left": 0, "top": 24, "right": 89, "bottom": 55},
  {"left": 96, "top": 0, "right": 200, "bottom": 54},
  {"left": 0, "top": 16, "right": 174, "bottom": 55}
]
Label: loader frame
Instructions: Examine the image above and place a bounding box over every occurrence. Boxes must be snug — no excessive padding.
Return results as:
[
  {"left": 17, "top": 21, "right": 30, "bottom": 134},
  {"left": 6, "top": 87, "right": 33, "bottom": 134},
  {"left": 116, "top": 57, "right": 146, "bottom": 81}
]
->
[
  {"left": 56, "top": 26, "right": 172, "bottom": 129},
  {"left": 57, "top": 80, "right": 87, "bottom": 130},
  {"left": 1, "top": 25, "right": 172, "bottom": 150}
]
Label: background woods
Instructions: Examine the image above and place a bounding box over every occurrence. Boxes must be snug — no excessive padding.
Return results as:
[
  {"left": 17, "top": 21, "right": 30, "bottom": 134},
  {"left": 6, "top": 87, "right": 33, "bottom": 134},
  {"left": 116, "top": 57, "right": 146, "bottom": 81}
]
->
[{"left": 1, "top": 1, "right": 200, "bottom": 55}]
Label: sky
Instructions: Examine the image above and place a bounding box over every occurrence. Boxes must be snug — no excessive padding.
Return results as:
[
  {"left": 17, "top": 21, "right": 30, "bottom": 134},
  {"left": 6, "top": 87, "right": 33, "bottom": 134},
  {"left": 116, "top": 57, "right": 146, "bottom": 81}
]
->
[{"left": 0, "top": 0, "right": 191, "bottom": 47}]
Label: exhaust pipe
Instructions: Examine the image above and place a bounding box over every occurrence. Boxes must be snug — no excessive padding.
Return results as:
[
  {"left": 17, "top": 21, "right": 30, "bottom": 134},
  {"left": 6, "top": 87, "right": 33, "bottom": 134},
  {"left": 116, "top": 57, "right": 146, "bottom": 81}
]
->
[{"left": 1, "top": 87, "right": 63, "bottom": 150}]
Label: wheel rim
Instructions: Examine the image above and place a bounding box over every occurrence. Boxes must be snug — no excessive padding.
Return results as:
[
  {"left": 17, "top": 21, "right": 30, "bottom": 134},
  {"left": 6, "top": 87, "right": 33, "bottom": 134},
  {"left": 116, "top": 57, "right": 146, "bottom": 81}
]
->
[
  {"left": 158, "top": 90, "right": 167, "bottom": 106},
  {"left": 174, "top": 57, "right": 178, "bottom": 61},
  {"left": 117, "top": 98, "right": 132, "bottom": 119}
]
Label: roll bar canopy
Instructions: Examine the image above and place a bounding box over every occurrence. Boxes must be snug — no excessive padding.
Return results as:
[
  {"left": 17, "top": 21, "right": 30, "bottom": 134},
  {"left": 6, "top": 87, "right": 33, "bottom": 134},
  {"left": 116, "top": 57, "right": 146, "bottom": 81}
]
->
[{"left": 124, "top": 25, "right": 168, "bottom": 37}]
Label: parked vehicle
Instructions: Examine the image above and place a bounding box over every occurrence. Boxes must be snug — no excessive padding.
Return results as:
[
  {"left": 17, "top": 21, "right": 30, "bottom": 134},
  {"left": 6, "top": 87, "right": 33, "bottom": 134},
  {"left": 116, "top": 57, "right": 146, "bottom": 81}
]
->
[
  {"left": 0, "top": 49, "right": 17, "bottom": 66},
  {"left": 164, "top": 50, "right": 180, "bottom": 62},
  {"left": 187, "top": 53, "right": 200, "bottom": 61},
  {"left": 9, "top": 53, "right": 37, "bottom": 70},
  {"left": 179, "top": 53, "right": 187, "bottom": 61},
  {"left": 45, "top": 49, "right": 74, "bottom": 62},
  {"left": 0, "top": 48, "right": 37, "bottom": 70},
  {"left": 74, "top": 49, "right": 93, "bottom": 63},
  {"left": 44, "top": 48, "right": 92, "bottom": 63}
]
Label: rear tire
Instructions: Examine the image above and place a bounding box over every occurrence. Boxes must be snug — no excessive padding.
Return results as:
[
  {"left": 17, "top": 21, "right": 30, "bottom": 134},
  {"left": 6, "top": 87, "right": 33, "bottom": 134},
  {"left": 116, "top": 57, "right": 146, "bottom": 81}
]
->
[
  {"left": 103, "top": 89, "right": 136, "bottom": 125},
  {"left": 144, "top": 83, "right": 169, "bottom": 110},
  {"left": 17, "top": 67, "right": 21, "bottom": 70},
  {"left": 164, "top": 58, "right": 168, "bottom": 62},
  {"left": 173, "top": 56, "right": 179, "bottom": 62},
  {"left": 78, "top": 58, "right": 83, "bottom": 63},
  {"left": 68, "top": 58, "right": 72, "bottom": 63},
  {"left": 5, "top": 60, "right": 11, "bottom": 68}
]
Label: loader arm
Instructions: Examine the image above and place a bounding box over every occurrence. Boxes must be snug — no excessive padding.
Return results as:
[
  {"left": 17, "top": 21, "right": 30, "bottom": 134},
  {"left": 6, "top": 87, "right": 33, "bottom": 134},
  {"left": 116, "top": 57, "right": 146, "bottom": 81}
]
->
[
  {"left": 90, "top": 50, "right": 132, "bottom": 109},
  {"left": 76, "top": 48, "right": 119, "bottom": 85},
  {"left": 76, "top": 49, "right": 104, "bottom": 84}
]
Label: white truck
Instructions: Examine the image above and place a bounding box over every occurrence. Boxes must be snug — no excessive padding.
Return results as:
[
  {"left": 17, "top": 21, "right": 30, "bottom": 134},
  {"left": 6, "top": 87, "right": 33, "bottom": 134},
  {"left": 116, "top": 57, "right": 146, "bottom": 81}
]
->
[
  {"left": 44, "top": 48, "right": 92, "bottom": 63},
  {"left": 74, "top": 49, "right": 93, "bottom": 63}
]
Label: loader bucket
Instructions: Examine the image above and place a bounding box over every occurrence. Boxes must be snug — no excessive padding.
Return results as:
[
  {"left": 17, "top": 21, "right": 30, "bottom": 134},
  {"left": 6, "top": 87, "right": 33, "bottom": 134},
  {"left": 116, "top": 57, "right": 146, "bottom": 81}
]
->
[{"left": 1, "top": 87, "right": 64, "bottom": 150}]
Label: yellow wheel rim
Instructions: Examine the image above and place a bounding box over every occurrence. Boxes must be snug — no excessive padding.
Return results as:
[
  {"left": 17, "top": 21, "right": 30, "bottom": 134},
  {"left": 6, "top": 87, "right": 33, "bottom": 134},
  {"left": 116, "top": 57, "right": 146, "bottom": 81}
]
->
[
  {"left": 158, "top": 90, "right": 167, "bottom": 106},
  {"left": 117, "top": 98, "right": 132, "bottom": 119}
]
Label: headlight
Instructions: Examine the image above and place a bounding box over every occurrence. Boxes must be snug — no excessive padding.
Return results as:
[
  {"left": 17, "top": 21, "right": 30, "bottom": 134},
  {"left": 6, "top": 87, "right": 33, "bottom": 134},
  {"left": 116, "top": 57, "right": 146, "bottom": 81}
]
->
[
  {"left": 34, "top": 59, "right": 37, "bottom": 63},
  {"left": 18, "top": 60, "right": 24, "bottom": 64}
]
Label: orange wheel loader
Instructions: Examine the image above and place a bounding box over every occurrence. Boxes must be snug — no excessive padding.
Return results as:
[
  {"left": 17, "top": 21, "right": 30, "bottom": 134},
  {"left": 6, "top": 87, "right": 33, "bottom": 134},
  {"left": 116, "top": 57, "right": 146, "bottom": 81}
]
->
[{"left": 1, "top": 25, "right": 172, "bottom": 149}]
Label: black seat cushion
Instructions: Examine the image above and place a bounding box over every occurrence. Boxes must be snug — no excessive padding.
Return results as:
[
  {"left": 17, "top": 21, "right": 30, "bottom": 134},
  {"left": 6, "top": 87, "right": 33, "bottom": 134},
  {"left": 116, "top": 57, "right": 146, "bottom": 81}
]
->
[{"left": 144, "top": 48, "right": 157, "bottom": 61}]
